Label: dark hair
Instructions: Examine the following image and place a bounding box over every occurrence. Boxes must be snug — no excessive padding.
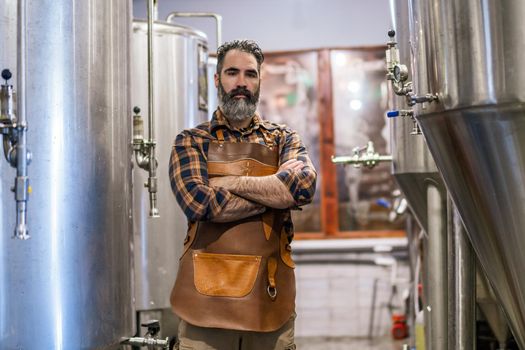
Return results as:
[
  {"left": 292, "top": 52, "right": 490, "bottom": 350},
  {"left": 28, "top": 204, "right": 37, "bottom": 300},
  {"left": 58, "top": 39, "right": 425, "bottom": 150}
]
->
[{"left": 216, "top": 40, "right": 264, "bottom": 74}]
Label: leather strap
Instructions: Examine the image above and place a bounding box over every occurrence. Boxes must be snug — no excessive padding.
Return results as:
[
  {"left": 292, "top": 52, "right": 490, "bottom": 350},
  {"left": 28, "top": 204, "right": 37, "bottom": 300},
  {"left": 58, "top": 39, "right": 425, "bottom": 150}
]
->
[
  {"left": 280, "top": 230, "right": 295, "bottom": 268},
  {"left": 267, "top": 257, "right": 277, "bottom": 301},
  {"left": 208, "top": 159, "right": 278, "bottom": 177}
]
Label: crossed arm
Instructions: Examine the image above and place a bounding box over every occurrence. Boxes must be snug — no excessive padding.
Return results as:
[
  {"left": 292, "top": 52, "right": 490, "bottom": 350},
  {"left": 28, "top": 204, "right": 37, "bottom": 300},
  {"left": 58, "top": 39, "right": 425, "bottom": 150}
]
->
[
  {"left": 169, "top": 129, "right": 317, "bottom": 224},
  {"left": 209, "top": 159, "right": 304, "bottom": 222}
]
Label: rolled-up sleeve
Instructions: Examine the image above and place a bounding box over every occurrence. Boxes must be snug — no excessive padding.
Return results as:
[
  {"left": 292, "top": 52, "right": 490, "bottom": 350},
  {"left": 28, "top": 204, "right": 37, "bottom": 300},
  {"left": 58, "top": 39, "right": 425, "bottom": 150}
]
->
[
  {"left": 169, "top": 131, "right": 231, "bottom": 221},
  {"left": 275, "top": 129, "right": 317, "bottom": 207}
]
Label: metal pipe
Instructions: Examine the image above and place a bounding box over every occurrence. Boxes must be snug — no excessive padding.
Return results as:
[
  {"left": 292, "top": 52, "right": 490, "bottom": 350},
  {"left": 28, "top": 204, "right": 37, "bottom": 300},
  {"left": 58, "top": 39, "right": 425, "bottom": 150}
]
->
[
  {"left": 146, "top": 0, "right": 159, "bottom": 217},
  {"left": 17, "top": 0, "right": 25, "bottom": 128},
  {"left": 14, "top": 0, "right": 30, "bottom": 240},
  {"left": 427, "top": 184, "right": 448, "bottom": 349},
  {"left": 421, "top": 231, "right": 432, "bottom": 350},
  {"left": 147, "top": 0, "right": 154, "bottom": 164},
  {"left": 447, "top": 196, "right": 456, "bottom": 350},
  {"left": 331, "top": 141, "right": 392, "bottom": 169},
  {"left": 122, "top": 337, "right": 169, "bottom": 348},
  {"left": 152, "top": 0, "right": 158, "bottom": 21},
  {"left": 165, "top": 12, "right": 223, "bottom": 48},
  {"left": 368, "top": 278, "right": 379, "bottom": 339},
  {"left": 331, "top": 154, "right": 393, "bottom": 166},
  {"left": 453, "top": 206, "right": 476, "bottom": 350}
]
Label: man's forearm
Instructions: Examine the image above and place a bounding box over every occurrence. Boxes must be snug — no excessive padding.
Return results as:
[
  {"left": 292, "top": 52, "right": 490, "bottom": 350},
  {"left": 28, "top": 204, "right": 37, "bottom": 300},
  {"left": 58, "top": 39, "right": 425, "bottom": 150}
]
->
[
  {"left": 210, "top": 193, "right": 266, "bottom": 223},
  {"left": 210, "top": 175, "right": 295, "bottom": 209}
]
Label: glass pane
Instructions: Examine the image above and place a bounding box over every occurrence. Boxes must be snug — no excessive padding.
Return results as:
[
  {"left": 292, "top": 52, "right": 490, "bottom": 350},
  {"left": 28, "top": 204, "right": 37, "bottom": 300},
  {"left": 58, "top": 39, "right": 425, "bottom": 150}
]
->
[
  {"left": 331, "top": 49, "right": 404, "bottom": 231},
  {"left": 259, "top": 51, "right": 321, "bottom": 232}
]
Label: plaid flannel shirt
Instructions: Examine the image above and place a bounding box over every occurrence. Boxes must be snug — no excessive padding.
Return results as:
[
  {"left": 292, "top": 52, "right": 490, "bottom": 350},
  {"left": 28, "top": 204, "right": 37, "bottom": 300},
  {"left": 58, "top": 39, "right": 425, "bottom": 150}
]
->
[{"left": 169, "top": 109, "right": 317, "bottom": 239}]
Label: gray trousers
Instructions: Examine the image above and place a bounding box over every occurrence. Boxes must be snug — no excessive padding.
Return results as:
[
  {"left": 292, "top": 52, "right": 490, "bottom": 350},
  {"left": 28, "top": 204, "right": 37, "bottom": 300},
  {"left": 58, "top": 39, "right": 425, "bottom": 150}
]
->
[{"left": 176, "top": 314, "right": 296, "bottom": 350}]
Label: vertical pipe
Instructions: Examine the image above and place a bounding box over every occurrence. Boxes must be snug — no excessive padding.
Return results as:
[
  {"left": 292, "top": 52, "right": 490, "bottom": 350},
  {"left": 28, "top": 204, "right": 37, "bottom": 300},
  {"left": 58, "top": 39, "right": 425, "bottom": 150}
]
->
[
  {"left": 448, "top": 195, "right": 476, "bottom": 350},
  {"left": 453, "top": 207, "right": 476, "bottom": 350},
  {"left": 14, "top": 0, "right": 29, "bottom": 239},
  {"left": 405, "top": 216, "right": 418, "bottom": 349},
  {"left": 427, "top": 184, "right": 447, "bottom": 349},
  {"left": 422, "top": 232, "right": 432, "bottom": 350},
  {"left": 152, "top": 0, "right": 158, "bottom": 21},
  {"left": 215, "top": 15, "right": 222, "bottom": 47},
  {"left": 447, "top": 195, "right": 456, "bottom": 350},
  {"left": 16, "top": 0, "right": 25, "bottom": 130},
  {"left": 146, "top": 0, "right": 158, "bottom": 217},
  {"left": 147, "top": 0, "right": 154, "bottom": 143},
  {"left": 368, "top": 278, "right": 379, "bottom": 339}
]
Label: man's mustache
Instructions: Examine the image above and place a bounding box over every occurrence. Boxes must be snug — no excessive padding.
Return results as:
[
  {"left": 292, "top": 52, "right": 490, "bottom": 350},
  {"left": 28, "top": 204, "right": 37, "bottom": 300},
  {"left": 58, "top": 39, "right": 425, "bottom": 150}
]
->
[{"left": 228, "top": 87, "right": 254, "bottom": 100}]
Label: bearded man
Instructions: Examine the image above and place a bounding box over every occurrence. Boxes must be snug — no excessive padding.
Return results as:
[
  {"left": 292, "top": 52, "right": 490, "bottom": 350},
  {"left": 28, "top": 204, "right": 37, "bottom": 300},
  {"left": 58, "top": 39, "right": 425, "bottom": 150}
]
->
[{"left": 169, "top": 40, "right": 317, "bottom": 350}]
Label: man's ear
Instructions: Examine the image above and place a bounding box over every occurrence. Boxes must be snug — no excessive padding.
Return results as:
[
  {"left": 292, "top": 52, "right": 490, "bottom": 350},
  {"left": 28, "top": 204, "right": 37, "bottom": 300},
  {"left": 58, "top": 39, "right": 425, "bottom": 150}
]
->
[{"left": 214, "top": 73, "right": 219, "bottom": 88}]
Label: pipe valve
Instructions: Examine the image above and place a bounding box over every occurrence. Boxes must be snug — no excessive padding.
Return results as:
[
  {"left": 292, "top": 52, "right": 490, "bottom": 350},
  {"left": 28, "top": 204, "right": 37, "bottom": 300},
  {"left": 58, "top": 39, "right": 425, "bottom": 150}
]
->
[
  {"left": 386, "top": 30, "right": 437, "bottom": 106},
  {"left": 331, "top": 141, "right": 392, "bottom": 169},
  {"left": 1, "top": 67, "right": 31, "bottom": 240},
  {"left": 132, "top": 106, "right": 159, "bottom": 217},
  {"left": 1, "top": 69, "right": 16, "bottom": 127},
  {"left": 387, "top": 109, "right": 422, "bottom": 135},
  {"left": 131, "top": 0, "right": 161, "bottom": 218},
  {"left": 121, "top": 319, "right": 170, "bottom": 349}
]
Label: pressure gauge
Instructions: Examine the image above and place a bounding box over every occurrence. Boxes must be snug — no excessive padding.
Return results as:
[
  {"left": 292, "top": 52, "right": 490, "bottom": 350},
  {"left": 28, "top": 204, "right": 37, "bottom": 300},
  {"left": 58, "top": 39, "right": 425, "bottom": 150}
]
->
[{"left": 393, "top": 64, "right": 409, "bottom": 83}]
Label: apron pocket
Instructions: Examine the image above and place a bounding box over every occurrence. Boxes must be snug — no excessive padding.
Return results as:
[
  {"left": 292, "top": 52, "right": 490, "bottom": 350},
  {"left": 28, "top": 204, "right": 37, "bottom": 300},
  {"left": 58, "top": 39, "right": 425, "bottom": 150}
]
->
[{"left": 193, "top": 252, "right": 261, "bottom": 297}]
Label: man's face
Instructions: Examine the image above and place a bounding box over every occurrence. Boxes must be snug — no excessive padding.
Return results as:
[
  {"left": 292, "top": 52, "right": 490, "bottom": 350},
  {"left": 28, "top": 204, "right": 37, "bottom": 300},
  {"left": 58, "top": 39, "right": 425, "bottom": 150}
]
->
[{"left": 215, "top": 49, "right": 261, "bottom": 123}]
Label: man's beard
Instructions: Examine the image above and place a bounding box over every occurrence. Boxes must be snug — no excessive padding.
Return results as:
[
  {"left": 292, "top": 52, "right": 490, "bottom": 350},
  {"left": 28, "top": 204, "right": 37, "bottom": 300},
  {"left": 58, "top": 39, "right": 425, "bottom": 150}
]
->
[{"left": 218, "top": 80, "right": 260, "bottom": 124}]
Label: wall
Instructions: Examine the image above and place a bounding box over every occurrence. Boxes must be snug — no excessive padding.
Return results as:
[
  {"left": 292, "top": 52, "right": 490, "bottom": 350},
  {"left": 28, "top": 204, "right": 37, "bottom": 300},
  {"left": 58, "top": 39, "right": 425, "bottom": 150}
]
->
[
  {"left": 132, "top": 0, "right": 393, "bottom": 52},
  {"left": 295, "top": 258, "right": 410, "bottom": 339}
]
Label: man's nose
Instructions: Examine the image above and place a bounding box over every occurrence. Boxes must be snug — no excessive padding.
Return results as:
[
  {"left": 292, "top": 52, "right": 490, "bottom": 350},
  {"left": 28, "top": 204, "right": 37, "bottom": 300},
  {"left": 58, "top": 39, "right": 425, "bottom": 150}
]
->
[{"left": 236, "top": 74, "right": 247, "bottom": 87}]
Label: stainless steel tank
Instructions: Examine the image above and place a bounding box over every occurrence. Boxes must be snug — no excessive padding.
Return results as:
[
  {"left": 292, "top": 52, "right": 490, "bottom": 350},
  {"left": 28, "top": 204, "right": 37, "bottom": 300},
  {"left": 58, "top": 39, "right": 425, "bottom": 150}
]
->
[
  {"left": 407, "top": 0, "right": 525, "bottom": 347},
  {"left": 0, "top": 0, "right": 133, "bottom": 349},
  {"left": 389, "top": 0, "right": 442, "bottom": 232},
  {"left": 131, "top": 20, "right": 209, "bottom": 321},
  {"left": 390, "top": 2, "right": 472, "bottom": 349}
]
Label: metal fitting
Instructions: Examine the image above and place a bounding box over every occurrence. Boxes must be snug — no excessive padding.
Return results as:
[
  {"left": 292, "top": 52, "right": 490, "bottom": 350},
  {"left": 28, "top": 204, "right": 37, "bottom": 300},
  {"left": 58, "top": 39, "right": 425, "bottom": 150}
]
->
[
  {"left": 331, "top": 141, "right": 392, "bottom": 169},
  {"left": 385, "top": 30, "right": 438, "bottom": 105}
]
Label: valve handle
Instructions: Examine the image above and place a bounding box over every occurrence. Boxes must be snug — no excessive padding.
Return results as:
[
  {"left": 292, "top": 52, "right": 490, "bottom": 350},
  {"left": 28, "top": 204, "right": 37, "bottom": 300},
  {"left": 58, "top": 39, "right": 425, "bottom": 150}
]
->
[
  {"left": 141, "top": 319, "right": 161, "bottom": 337},
  {"left": 387, "top": 111, "right": 400, "bottom": 118},
  {"left": 133, "top": 106, "right": 141, "bottom": 114},
  {"left": 1, "top": 69, "right": 12, "bottom": 82},
  {"left": 376, "top": 197, "right": 391, "bottom": 209},
  {"left": 388, "top": 30, "right": 396, "bottom": 38}
]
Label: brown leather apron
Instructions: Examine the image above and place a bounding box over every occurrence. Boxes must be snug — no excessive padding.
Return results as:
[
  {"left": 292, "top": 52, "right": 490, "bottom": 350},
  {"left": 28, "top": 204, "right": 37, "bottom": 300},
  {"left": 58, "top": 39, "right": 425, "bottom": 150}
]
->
[{"left": 170, "top": 136, "right": 296, "bottom": 332}]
